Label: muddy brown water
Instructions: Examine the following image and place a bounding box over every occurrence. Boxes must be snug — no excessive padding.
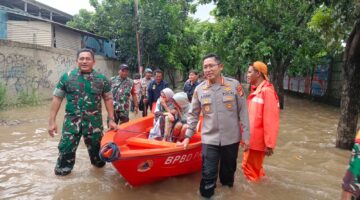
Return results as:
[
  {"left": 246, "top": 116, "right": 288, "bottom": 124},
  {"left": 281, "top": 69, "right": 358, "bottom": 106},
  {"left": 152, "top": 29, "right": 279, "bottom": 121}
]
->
[{"left": 0, "top": 96, "right": 350, "bottom": 200}]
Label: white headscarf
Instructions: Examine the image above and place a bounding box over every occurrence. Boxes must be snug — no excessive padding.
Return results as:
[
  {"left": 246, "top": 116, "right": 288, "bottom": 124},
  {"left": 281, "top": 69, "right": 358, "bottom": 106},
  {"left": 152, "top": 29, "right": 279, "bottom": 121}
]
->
[
  {"left": 172, "top": 92, "right": 190, "bottom": 122},
  {"left": 161, "top": 88, "right": 174, "bottom": 100}
]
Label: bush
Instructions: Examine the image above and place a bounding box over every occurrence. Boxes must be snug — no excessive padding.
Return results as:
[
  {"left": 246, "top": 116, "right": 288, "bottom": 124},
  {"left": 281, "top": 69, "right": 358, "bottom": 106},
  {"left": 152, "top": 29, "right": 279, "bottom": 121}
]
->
[
  {"left": 17, "top": 88, "right": 40, "bottom": 106},
  {"left": 0, "top": 83, "right": 6, "bottom": 108}
]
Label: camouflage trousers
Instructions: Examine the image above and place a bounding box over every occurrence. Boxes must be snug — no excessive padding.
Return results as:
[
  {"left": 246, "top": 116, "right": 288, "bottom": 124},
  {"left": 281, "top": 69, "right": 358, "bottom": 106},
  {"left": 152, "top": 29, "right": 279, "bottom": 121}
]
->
[
  {"left": 113, "top": 110, "right": 129, "bottom": 125},
  {"left": 55, "top": 118, "right": 105, "bottom": 175}
]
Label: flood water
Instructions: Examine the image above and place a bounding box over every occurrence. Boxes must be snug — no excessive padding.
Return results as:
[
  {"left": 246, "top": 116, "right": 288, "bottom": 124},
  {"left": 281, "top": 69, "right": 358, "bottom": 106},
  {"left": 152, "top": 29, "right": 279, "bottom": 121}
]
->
[{"left": 0, "top": 95, "right": 351, "bottom": 200}]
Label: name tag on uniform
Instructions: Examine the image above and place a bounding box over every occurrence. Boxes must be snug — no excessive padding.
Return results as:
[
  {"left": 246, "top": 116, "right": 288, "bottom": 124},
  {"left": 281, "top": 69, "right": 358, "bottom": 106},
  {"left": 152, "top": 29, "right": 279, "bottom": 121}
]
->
[
  {"left": 201, "top": 94, "right": 211, "bottom": 99},
  {"left": 223, "top": 91, "right": 235, "bottom": 96}
]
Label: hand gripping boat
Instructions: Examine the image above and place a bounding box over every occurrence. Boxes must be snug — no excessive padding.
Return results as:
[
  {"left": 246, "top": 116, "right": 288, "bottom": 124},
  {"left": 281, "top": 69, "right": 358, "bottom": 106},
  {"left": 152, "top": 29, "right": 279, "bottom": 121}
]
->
[{"left": 100, "top": 114, "right": 203, "bottom": 186}]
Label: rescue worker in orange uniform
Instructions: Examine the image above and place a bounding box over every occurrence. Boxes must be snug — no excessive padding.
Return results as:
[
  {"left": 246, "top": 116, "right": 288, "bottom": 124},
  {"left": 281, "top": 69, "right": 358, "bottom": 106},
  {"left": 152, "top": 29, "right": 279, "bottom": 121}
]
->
[{"left": 242, "top": 61, "right": 280, "bottom": 182}]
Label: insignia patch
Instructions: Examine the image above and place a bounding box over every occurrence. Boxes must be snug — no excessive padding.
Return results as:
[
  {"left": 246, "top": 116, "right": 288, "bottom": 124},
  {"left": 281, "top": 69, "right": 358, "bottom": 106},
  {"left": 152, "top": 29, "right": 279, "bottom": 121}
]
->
[
  {"left": 202, "top": 85, "right": 208, "bottom": 90},
  {"left": 137, "top": 160, "right": 154, "bottom": 172},
  {"left": 204, "top": 105, "right": 211, "bottom": 112},
  {"left": 237, "top": 85, "right": 244, "bottom": 97},
  {"left": 226, "top": 103, "right": 233, "bottom": 109},
  {"left": 224, "top": 87, "right": 231, "bottom": 91}
]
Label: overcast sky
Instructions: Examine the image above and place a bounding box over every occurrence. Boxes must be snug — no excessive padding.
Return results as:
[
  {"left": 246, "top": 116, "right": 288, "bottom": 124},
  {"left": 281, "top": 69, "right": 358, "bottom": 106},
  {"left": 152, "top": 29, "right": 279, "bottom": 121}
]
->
[{"left": 36, "top": 0, "right": 215, "bottom": 21}]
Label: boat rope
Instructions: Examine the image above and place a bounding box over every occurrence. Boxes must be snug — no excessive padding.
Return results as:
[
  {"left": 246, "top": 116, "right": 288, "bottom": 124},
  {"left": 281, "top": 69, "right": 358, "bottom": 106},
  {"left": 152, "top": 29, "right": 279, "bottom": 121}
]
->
[{"left": 99, "top": 142, "right": 120, "bottom": 162}]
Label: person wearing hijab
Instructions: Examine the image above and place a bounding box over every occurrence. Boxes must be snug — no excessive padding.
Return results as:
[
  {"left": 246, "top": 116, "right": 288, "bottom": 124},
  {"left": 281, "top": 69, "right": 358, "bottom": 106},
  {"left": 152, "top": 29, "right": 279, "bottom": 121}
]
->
[
  {"left": 172, "top": 92, "right": 191, "bottom": 142},
  {"left": 149, "top": 88, "right": 177, "bottom": 141}
]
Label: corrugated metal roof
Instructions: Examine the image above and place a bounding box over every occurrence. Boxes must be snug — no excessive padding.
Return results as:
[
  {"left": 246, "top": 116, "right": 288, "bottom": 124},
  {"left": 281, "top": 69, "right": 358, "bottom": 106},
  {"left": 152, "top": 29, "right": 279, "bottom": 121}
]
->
[{"left": 24, "top": 0, "right": 73, "bottom": 18}]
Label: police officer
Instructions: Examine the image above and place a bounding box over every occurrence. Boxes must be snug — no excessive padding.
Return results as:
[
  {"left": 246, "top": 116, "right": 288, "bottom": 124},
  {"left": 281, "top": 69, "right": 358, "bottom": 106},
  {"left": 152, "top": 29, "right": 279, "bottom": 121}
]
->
[
  {"left": 48, "top": 48, "right": 117, "bottom": 176},
  {"left": 178, "top": 53, "right": 250, "bottom": 198}
]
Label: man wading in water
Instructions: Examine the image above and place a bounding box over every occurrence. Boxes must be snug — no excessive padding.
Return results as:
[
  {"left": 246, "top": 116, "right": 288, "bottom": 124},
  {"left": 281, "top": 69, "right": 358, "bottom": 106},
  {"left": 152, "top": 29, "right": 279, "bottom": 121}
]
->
[{"left": 48, "top": 48, "right": 117, "bottom": 176}]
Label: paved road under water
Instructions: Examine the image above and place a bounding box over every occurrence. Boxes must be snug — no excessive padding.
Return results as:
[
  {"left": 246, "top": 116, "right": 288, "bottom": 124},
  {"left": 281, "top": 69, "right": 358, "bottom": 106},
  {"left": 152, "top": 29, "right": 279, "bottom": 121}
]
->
[{"left": 0, "top": 95, "right": 351, "bottom": 200}]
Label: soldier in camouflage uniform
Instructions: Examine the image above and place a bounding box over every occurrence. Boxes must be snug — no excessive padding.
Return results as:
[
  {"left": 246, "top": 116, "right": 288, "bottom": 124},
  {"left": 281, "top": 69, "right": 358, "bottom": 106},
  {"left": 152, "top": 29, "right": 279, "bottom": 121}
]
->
[
  {"left": 139, "top": 68, "right": 154, "bottom": 116},
  {"left": 48, "top": 49, "right": 117, "bottom": 176},
  {"left": 111, "top": 64, "right": 138, "bottom": 124}
]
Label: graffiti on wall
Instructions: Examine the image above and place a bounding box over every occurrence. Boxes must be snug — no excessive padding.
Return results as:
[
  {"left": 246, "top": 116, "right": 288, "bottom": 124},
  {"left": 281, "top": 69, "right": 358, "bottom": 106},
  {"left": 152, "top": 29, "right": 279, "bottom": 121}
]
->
[
  {"left": 311, "top": 65, "right": 329, "bottom": 96},
  {"left": 284, "top": 65, "right": 330, "bottom": 97},
  {"left": 52, "top": 54, "right": 75, "bottom": 76},
  {"left": 284, "top": 75, "right": 312, "bottom": 95},
  {"left": 0, "top": 53, "right": 53, "bottom": 93}
]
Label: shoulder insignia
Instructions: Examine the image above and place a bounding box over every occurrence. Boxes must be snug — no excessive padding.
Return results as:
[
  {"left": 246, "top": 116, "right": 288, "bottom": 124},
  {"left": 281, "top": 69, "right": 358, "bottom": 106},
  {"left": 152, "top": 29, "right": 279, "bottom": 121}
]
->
[
  {"left": 224, "top": 87, "right": 232, "bottom": 91},
  {"left": 237, "top": 84, "right": 244, "bottom": 97}
]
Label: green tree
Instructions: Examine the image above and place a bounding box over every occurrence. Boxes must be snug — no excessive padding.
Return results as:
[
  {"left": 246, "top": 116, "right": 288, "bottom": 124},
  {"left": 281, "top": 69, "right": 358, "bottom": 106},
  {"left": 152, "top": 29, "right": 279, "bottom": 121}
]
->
[
  {"left": 309, "top": 0, "right": 360, "bottom": 149},
  {"left": 66, "top": 9, "right": 95, "bottom": 32},
  {"left": 165, "top": 18, "right": 204, "bottom": 81},
  {"left": 199, "top": 0, "right": 325, "bottom": 109},
  {"left": 139, "top": 0, "right": 193, "bottom": 87}
]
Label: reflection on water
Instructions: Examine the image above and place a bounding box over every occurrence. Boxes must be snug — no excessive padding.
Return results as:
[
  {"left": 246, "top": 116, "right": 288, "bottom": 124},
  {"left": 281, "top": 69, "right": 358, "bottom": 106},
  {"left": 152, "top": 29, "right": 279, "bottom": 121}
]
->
[{"left": 0, "top": 96, "right": 350, "bottom": 200}]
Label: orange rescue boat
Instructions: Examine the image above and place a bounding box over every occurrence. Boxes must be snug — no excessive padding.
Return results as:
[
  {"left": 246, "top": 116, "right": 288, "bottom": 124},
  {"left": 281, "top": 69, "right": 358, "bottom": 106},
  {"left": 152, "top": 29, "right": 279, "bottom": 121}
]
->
[{"left": 100, "top": 114, "right": 202, "bottom": 187}]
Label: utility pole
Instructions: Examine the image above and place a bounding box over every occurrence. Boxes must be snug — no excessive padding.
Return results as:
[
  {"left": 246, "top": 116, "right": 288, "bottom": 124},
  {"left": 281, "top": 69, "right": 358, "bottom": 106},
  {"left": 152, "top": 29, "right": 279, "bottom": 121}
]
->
[{"left": 134, "top": 0, "right": 142, "bottom": 77}]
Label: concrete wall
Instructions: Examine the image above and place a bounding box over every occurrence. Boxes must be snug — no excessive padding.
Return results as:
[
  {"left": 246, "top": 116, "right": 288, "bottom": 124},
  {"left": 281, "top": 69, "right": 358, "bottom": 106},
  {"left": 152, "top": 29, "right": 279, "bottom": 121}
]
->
[{"left": 0, "top": 39, "right": 119, "bottom": 101}]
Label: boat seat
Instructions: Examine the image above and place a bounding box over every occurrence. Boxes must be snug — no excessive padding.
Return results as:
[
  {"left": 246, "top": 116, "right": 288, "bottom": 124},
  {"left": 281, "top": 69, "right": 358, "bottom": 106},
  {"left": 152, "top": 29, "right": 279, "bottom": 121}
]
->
[{"left": 126, "top": 137, "right": 176, "bottom": 148}]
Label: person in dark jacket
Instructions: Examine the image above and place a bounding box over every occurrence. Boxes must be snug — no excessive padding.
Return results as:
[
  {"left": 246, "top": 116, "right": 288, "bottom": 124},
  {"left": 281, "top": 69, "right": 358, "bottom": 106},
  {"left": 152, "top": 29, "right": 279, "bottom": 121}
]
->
[
  {"left": 183, "top": 69, "right": 199, "bottom": 102},
  {"left": 147, "top": 69, "right": 169, "bottom": 111}
]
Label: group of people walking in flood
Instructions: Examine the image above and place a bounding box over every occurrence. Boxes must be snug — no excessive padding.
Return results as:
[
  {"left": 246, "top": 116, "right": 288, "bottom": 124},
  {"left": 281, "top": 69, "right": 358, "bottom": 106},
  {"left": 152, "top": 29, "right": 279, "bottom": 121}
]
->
[{"left": 47, "top": 48, "right": 282, "bottom": 198}]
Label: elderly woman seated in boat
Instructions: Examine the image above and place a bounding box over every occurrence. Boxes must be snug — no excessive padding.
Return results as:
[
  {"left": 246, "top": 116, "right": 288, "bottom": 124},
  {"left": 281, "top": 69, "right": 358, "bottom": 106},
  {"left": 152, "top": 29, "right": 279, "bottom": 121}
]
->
[
  {"left": 148, "top": 88, "right": 177, "bottom": 141},
  {"left": 172, "top": 92, "right": 190, "bottom": 142}
]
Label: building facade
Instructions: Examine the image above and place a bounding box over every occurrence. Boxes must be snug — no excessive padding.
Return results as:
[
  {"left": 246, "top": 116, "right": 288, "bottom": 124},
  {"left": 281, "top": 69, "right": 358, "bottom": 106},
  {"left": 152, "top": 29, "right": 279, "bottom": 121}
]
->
[{"left": 0, "top": 0, "right": 117, "bottom": 59}]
